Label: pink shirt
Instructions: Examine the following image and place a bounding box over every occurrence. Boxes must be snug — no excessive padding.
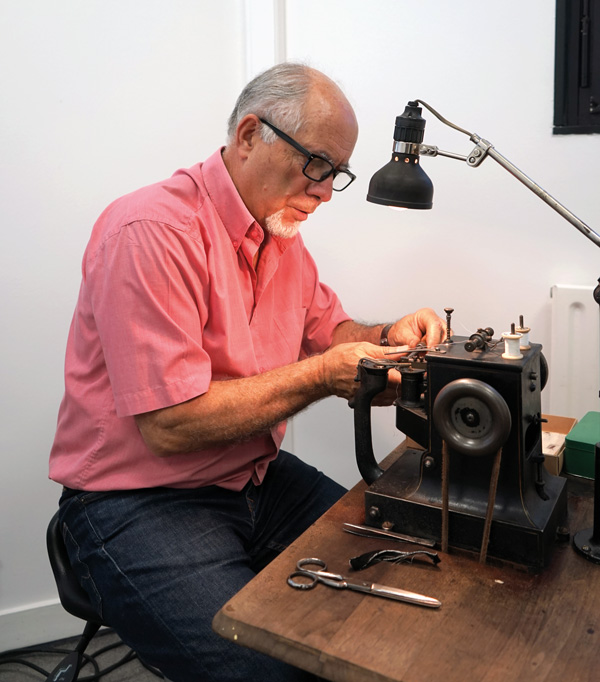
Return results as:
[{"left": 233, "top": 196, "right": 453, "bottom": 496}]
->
[{"left": 49, "top": 149, "right": 350, "bottom": 491}]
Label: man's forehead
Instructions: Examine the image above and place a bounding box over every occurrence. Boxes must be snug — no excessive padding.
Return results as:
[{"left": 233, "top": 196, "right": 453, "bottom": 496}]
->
[
  {"left": 297, "top": 109, "right": 357, "bottom": 162},
  {"left": 301, "top": 124, "right": 357, "bottom": 168}
]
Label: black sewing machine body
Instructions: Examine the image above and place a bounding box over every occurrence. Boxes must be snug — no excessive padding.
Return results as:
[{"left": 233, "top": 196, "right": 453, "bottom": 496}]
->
[{"left": 353, "top": 335, "right": 568, "bottom": 572}]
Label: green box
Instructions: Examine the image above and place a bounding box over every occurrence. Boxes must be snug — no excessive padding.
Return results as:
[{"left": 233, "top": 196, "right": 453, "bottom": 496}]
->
[{"left": 564, "top": 411, "right": 600, "bottom": 479}]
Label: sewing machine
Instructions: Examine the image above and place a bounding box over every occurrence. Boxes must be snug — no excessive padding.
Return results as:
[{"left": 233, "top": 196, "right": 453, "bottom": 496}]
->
[{"left": 351, "top": 321, "right": 568, "bottom": 572}]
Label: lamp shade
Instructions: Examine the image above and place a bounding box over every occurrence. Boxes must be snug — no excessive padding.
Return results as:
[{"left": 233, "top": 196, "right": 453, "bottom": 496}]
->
[
  {"left": 367, "top": 154, "right": 434, "bottom": 209},
  {"left": 367, "top": 101, "right": 434, "bottom": 210}
]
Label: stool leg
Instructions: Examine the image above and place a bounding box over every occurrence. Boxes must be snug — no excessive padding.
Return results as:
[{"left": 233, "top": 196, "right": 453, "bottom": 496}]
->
[{"left": 45, "top": 621, "right": 101, "bottom": 682}]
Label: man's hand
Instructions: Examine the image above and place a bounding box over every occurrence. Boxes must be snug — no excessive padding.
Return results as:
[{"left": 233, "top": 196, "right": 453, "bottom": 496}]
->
[
  {"left": 320, "top": 341, "right": 403, "bottom": 404},
  {"left": 386, "top": 307, "right": 445, "bottom": 348},
  {"left": 324, "top": 307, "right": 446, "bottom": 405}
]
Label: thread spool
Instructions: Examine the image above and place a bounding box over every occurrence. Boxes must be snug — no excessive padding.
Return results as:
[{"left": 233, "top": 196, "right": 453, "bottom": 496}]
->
[
  {"left": 516, "top": 314, "right": 531, "bottom": 350},
  {"left": 399, "top": 367, "right": 426, "bottom": 406},
  {"left": 502, "top": 331, "right": 522, "bottom": 359},
  {"left": 517, "top": 327, "right": 530, "bottom": 350}
]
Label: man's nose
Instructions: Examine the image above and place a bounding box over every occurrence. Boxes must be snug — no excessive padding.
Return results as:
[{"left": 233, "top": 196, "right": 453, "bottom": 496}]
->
[{"left": 307, "top": 176, "right": 334, "bottom": 203}]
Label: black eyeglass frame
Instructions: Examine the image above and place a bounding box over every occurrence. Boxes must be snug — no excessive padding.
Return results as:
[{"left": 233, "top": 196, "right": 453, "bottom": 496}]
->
[{"left": 258, "top": 118, "right": 356, "bottom": 192}]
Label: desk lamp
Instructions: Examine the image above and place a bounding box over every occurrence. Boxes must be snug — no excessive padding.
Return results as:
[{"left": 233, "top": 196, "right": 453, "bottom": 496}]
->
[{"left": 367, "top": 100, "right": 600, "bottom": 564}]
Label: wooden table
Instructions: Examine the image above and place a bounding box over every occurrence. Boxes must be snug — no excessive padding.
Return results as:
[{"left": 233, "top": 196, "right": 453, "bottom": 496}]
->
[{"left": 212, "top": 445, "right": 600, "bottom": 681}]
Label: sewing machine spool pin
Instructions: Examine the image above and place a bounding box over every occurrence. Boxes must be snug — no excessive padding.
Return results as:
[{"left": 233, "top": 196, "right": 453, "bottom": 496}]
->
[{"left": 444, "top": 307, "right": 454, "bottom": 344}]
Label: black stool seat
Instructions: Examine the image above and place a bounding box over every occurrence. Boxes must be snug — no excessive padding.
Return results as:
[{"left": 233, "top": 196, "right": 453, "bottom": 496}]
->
[
  {"left": 47, "top": 510, "right": 106, "bottom": 625},
  {"left": 46, "top": 510, "right": 166, "bottom": 681},
  {"left": 45, "top": 510, "right": 105, "bottom": 682}
]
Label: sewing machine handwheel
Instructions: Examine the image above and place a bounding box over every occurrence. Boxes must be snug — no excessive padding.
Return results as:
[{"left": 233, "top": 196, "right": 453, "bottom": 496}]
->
[
  {"left": 432, "top": 378, "right": 512, "bottom": 457},
  {"left": 540, "top": 352, "right": 548, "bottom": 391}
]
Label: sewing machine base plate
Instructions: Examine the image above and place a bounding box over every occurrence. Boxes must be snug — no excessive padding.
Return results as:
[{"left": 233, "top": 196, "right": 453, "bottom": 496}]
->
[{"left": 364, "top": 448, "right": 568, "bottom": 572}]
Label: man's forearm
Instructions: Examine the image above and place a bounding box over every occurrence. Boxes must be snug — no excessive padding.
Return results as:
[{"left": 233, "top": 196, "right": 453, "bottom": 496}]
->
[
  {"left": 331, "top": 319, "right": 385, "bottom": 346},
  {"left": 135, "top": 353, "right": 330, "bottom": 456}
]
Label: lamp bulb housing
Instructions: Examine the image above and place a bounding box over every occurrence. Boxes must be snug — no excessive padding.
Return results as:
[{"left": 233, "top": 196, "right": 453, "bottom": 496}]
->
[
  {"left": 367, "top": 100, "right": 434, "bottom": 210},
  {"left": 394, "top": 101, "right": 427, "bottom": 144}
]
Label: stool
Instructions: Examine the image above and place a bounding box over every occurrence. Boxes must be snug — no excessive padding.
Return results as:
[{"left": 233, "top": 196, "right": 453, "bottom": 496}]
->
[{"left": 46, "top": 510, "right": 106, "bottom": 682}]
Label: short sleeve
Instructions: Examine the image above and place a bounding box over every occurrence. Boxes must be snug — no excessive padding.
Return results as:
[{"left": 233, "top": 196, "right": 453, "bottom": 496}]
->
[{"left": 85, "top": 220, "right": 212, "bottom": 416}]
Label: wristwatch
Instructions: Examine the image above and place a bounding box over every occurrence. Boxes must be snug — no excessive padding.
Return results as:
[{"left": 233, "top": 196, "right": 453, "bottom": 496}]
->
[{"left": 380, "top": 323, "right": 393, "bottom": 346}]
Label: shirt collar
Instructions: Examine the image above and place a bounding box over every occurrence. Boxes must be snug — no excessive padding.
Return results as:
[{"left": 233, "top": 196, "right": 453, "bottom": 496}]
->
[
  {"left": 201, "top": 148, "right": 257, "bottom": 250},
  {"left": 201, "top": 147, "right": 298, "bottom": 257}
]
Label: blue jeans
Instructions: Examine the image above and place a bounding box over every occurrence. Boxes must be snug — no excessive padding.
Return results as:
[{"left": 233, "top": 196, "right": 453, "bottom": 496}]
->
[{"left": 58, "top": 451, "right": 346, "bottom": 682}]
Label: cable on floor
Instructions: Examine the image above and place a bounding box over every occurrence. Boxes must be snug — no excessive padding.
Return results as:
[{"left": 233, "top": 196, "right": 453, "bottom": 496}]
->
[{"left": 0, "top": 628, "right": 165, "bottom": 680}]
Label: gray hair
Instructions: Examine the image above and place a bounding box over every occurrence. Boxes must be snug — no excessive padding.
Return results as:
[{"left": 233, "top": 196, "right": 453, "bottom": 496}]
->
[{"left": 226, "top": 62, "right": 315, "bottom": 144}]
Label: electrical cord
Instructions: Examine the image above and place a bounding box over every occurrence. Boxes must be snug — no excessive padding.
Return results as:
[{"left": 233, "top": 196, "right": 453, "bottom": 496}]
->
[{"left": 0, "top": 629, "right": 165, "bottom": 680}]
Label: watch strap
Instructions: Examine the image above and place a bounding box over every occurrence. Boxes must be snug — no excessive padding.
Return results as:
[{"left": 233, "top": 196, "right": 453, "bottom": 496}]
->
[{"left": 380, "top": 323, "right": 393, "bottom": 346}]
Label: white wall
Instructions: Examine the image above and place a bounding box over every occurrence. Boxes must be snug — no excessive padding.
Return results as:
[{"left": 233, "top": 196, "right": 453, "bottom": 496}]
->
[
  {"left": 2, "top": 0, "right": 599, "bottom": 649},
  {"left": 284, "top": 0, "right": 600, "bottom": 487},
  {"left": 0, "top": 0, "right": 247, "bottom": 648}
]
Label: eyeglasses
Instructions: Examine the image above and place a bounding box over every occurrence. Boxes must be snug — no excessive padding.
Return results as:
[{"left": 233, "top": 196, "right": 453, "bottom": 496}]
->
[{"left": 259, "top": 118, "right": 356, "bottom": 192}]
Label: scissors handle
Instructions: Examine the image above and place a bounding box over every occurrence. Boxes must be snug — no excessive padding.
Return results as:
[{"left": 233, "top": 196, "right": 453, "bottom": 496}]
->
[
  {"left": 296, "top": 558, "right": 344, "bottom": 580},
  {"left": 287, "top": 558, "right": 345, "bottom": 590},
  {"left": 297, "top": 557, "right": 327, "bottom": 570},
  {"left": 287, "top": 571, "right": 319, "bottom": 590}
]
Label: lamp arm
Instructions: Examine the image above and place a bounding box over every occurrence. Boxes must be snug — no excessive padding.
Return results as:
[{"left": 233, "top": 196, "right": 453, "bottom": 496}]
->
[
  {"left": 419, "top": 145, "right": 468, "bottom": 162},
  {"left": 475, "top": 136, "right": 600, "bottom": 249},
  {"left": 413, "top": 99, "right": 600, "bottom": 249}
]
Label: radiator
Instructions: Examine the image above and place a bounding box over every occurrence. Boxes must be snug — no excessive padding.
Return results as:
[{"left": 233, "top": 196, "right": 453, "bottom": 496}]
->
[{"left": 549, "top": 284, "right": 600, "bottom": 419}]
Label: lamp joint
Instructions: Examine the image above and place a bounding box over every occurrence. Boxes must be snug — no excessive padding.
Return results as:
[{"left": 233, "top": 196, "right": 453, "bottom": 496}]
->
[{"left": 466, "top": 138, "right": 492, "bottom": 167}]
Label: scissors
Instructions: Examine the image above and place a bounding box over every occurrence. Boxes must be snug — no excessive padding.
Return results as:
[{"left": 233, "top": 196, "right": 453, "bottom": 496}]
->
[{"left": 287, "top": 558, "right": 441, "bottom": 609}]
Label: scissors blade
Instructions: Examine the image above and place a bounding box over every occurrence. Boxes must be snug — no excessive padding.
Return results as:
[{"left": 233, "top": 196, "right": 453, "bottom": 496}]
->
[
  {"left": 371, "top": 582, "right": 441, "bottom": 608},
  {"left": 348, "top": 581, "right": 441, "bottom": 608}
]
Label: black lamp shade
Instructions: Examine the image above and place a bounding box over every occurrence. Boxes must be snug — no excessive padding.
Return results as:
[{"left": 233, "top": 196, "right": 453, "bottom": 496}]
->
[
  {"left": 367, "top": 101, "right": 434, "bottom": 210},
  {"left": 367, "top": 153, "right": 434, "bottom": 209}
]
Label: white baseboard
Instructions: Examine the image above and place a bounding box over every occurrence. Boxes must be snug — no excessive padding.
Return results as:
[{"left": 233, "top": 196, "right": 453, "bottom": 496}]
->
[{"left": 0, "top": 600, "right": 90, "bottom": 652}]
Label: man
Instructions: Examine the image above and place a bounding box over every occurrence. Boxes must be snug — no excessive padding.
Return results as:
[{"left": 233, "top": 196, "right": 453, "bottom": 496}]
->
[{"left": 50, "top": 62, "right": 444, "bottom": 681}]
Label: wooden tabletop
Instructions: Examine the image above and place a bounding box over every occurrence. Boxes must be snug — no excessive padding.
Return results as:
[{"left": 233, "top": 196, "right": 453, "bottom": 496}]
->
[{"left": 212, "top": 445, "right": 600, "bottom": 682}]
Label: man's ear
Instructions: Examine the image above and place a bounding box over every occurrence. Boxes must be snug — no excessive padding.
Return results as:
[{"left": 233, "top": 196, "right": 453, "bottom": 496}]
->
[{"left": 235, "top": 115, "right": 262, "bottom": 156}]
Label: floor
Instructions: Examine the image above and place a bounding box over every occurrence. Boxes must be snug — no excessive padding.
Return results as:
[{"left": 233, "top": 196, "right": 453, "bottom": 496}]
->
[{"left": 0, "top": 629, "right": 165, "bottom": 681}]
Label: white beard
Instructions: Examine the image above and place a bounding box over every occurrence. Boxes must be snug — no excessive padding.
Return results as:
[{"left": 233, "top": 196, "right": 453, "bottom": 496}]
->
[{"left": 264, "top": 209, "right": 301, "bottom": 239}]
